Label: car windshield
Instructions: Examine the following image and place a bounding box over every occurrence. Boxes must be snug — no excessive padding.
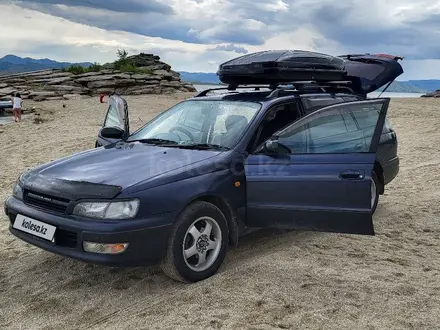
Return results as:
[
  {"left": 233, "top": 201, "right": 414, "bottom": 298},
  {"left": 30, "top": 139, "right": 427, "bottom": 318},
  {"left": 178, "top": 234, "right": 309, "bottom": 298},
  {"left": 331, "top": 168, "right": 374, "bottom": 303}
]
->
[{"left": 127, "top": 100, "right": 261, "bottom": 149}]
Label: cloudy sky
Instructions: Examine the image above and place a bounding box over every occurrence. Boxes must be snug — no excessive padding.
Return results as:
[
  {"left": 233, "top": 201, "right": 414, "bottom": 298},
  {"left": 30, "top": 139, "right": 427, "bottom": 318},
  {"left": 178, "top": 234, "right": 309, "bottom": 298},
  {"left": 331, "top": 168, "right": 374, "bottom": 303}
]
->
[{"left": 0, "top": 0, "right": 439, "bottom": 79}]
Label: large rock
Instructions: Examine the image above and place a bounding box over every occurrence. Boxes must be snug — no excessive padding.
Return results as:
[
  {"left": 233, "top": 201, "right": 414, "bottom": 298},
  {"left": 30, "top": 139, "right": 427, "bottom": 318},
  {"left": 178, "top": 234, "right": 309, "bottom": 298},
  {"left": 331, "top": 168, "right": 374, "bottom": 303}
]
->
[
  {"left": 43, "top": 85, "right": 89, "bottom": 94},
  {"left": 0, "top": 87, "right": 16, "bottom": 96},
  {"left": 76, "top": 74, "right": 120, "bottom": 83},
  {"left": 87, "top": 79, "right": 137, "bottom": 89},
  {"left": 131, "top": 74, "right": 162, "bottom": 81},
  {"left": 153, "top": 69, "right": 173, "bottom": 78},
  {"left": 63, "top": 94, "right": 84, "bottom": 100},
  {"left": 0, "top": 53, "right": 197, "bottom": 99},
  {"left": 160, "top": 80, "right": 184, "bottom": 88}
]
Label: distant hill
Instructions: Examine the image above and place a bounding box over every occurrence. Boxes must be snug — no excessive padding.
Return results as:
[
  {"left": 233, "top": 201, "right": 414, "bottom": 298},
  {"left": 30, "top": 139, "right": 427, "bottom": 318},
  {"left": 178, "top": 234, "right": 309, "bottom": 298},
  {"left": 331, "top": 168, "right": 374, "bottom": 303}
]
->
[
  {"left": 1, "top": 55, "right": 440, "bottom": 93},
  {"left": 179, "top": 72, "right": 220, "bottom": 85},
  {"left": 0, "top": 55, "right": 92, "bottom": 74},
  {"left": 405, "top": 80, "right": 440, "bottom": 92},
  {"left": 181, "top": 71, "right": 437, "bottom": 93},
  {"left": 377, "top": 81, "right": 427, "bottom": 93}
]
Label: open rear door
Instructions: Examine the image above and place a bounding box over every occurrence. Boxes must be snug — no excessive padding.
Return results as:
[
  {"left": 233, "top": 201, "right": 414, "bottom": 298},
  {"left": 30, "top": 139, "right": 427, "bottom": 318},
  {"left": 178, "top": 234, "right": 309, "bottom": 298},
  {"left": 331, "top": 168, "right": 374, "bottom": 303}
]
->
[
  {"left": 96, "top": 95, "right": 130, "bottom": 147},
  {"left": 338, "top": 54, "right": 404, "bottom": 95},
  {"left": 245, "top": 98, "right": 390, "bottom": 235}
]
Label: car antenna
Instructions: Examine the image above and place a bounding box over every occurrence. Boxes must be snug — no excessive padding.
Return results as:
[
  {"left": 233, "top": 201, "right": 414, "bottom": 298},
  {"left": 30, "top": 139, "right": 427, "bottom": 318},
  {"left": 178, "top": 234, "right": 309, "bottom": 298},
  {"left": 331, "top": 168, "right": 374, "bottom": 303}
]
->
[{"left": 139, "top": 117, "right": 143, "bottom": 124}]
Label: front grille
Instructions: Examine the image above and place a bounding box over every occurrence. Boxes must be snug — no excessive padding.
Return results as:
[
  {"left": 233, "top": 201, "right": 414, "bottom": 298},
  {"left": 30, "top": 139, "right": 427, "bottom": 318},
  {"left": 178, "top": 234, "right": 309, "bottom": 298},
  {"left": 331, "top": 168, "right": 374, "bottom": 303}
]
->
[
  {"left": 55, "top": 229, "right": 78, "bottom": 248},
  {"left": 24, "top": 190, "right": 70, "bottom": 213}
]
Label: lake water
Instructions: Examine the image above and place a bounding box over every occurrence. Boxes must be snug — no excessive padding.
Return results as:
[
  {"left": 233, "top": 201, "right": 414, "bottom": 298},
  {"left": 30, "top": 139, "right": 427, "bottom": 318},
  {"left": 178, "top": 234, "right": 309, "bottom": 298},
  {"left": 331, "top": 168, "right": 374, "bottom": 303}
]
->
[{"left": 192, "top": 84, "right": 424, "bottom": 98}]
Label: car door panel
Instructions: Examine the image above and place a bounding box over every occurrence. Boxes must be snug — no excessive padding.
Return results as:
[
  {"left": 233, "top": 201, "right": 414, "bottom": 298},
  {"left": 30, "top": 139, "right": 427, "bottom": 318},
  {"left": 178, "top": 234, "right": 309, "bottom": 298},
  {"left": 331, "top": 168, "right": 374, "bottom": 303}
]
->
[
  {"left": 96, "top": 95, "right": 129, "bottom": 147},
  {"left": 245, "top": 98, "right": 390, "bottom": 235}
]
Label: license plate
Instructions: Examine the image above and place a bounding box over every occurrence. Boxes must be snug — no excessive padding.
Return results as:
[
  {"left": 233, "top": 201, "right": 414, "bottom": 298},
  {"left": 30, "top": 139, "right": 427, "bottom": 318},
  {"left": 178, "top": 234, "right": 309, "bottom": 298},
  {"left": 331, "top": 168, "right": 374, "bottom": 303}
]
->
[{"left": 13, "top": 214, "right": 56, "bottom": 241}]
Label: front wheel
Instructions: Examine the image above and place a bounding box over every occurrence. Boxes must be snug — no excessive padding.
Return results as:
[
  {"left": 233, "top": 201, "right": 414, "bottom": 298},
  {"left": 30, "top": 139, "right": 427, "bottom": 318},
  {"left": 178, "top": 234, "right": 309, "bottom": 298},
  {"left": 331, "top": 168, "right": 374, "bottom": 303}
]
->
[{"left": 161, "top": 201, "right": 229, "bottom": 282}]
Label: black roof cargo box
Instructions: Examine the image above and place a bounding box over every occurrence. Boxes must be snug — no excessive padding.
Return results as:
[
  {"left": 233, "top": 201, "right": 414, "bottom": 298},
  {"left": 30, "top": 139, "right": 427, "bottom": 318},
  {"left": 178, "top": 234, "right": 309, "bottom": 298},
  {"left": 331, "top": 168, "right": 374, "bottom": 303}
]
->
[{"left": 217, "top": 50, "right": 347, "bottom": 85}]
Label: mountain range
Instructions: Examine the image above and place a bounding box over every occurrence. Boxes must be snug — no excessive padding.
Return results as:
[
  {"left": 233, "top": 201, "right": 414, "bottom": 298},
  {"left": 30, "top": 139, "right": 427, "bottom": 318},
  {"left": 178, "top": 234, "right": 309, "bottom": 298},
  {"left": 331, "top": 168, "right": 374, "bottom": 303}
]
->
[
  {"left": 1, "top": 55, "right": 440, "bottom": 93},
  {"left": 0, "top": 55, "right": 92, "bottom": 73}
]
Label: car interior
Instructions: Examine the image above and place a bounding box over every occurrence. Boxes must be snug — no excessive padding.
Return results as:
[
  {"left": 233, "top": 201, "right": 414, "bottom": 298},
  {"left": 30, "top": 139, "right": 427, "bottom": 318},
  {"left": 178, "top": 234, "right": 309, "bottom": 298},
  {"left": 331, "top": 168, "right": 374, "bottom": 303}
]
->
[
  {"left": 211, "top": 115, "right": 250, "bottom": 146},
  {"left": 247, "top": 102, "right": 302, "bottom": 153}
]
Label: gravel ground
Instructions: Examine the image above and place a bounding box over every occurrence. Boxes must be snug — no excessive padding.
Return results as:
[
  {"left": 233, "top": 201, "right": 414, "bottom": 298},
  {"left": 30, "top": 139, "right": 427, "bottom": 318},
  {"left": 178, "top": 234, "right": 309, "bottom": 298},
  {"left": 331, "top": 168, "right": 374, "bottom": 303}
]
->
[{"left": 0, "top": 95, "right": 439, "bottom": 330}]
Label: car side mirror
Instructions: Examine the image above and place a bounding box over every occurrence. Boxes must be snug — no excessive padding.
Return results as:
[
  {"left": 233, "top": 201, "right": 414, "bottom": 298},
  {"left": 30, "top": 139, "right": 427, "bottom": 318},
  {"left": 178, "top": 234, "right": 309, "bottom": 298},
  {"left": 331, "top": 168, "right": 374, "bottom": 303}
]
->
[
  {"left": 100, "top": 126, "right": 125, "bottom": 140},
  {"left": 263, "top": 138, "right": 279, "bottom": 153}
]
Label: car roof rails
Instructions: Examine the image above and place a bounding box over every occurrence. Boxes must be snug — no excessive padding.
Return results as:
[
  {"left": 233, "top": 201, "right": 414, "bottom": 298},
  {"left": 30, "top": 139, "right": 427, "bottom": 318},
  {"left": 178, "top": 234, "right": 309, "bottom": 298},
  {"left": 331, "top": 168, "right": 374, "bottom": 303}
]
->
[
  {"left": 266, "top": 80, "right": 355, "bottom": 98},
  {"left": 194, "top": 84, "right": 274, "bottom": 97},
  {"left": 194, "top": 80, "right": 356, "bottom": 98}
]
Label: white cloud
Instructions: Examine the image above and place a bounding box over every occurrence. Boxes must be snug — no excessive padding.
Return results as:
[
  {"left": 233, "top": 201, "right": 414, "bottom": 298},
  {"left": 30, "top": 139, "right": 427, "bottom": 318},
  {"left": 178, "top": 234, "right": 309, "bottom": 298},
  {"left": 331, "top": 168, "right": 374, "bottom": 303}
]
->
[{"left": 0, "top": 1, "right": 440, "bottom": 79}]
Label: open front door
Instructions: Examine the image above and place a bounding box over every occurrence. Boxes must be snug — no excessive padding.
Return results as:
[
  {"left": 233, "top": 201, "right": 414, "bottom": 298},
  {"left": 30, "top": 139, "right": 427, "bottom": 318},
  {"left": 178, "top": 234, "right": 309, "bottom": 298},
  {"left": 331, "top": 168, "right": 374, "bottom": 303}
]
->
[
  {"left": 245, "top": 98, "right": 390, "bottom": 235},
  {"left": 96, "top": 95, "right": 130, "bottom": 147}
]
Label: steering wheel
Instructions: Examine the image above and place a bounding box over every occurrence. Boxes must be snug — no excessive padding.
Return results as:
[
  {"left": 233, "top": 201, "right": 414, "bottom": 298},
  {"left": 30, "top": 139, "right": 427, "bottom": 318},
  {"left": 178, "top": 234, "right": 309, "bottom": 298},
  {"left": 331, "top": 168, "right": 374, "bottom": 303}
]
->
[{"left": 169, "top": 126, "right": 195, "bottom": 141}]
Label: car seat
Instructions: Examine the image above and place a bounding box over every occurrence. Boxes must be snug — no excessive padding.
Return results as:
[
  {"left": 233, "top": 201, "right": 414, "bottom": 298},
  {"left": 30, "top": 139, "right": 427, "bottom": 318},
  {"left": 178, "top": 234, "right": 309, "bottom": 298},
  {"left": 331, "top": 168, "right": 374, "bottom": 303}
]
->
[{"left": 212, "top": 115, "right": 249, "bottom": 146}]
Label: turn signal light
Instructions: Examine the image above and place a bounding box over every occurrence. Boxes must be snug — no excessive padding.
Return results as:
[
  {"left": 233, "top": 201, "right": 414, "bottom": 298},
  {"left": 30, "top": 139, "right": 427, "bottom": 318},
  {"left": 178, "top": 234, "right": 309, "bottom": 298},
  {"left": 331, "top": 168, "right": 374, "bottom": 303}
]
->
[{"left": 83, "top": 242, "right": 129, "bottom": 254}]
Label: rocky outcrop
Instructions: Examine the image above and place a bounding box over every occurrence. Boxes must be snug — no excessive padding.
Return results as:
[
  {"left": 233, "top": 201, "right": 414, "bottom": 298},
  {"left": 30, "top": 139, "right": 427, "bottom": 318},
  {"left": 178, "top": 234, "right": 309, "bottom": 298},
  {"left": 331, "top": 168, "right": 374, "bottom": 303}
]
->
[
  {"left": 421, "top": 90, "right": 440, "bottom": 97},
  {"left": 0, "top": 54, "right": 197, "bottom": 101}
]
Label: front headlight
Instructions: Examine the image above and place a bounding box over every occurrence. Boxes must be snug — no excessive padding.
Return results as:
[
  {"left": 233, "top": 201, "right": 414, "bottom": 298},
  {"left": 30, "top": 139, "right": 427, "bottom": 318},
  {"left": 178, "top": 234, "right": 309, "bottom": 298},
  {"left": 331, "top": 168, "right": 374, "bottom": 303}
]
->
[
  {"left": 12, "top": 183, "right": 23, "bottom": 200},
  {"left": 73, "top": 199, "right": 140, "bottom": 219}
]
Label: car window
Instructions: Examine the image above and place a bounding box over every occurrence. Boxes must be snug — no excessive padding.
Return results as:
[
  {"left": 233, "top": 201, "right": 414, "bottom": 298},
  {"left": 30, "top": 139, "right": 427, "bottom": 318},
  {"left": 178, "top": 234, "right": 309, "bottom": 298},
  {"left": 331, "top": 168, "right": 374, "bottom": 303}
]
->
[
  {"left": 127, "top": 100, "right": 261, "bottom": 148},
  {"left": 351, "top": 107, "right": 379, "bottom": 129},
  {"left": 307, "top": 113, "right": 348, "bottom": 140},
  {"left": 277, "top": 102, "right": 383, "bottom": 154},
  {"left": 179, "top": 107, "right": 207, "bottom": 131},
  {"left": 104, "top": 99, "right": 125, "bottom": 130}
]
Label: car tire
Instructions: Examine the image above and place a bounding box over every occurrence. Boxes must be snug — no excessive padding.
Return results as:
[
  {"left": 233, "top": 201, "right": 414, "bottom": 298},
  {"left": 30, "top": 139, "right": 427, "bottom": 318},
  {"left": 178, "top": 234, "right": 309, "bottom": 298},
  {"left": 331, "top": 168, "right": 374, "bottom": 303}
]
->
[
  {"left": 161, "top": 201, "right": 229, "bottom": 283},
  {"left": 371, "top": 171, "right": 380, "bottom": 214}
]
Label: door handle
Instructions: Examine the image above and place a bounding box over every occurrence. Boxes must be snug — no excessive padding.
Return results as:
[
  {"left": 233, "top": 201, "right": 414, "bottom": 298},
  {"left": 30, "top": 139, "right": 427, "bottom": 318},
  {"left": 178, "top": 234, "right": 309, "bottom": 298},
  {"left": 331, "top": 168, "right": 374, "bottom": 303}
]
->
[{"left": 339, "top": 170, "right": 365, "bottom": 180}]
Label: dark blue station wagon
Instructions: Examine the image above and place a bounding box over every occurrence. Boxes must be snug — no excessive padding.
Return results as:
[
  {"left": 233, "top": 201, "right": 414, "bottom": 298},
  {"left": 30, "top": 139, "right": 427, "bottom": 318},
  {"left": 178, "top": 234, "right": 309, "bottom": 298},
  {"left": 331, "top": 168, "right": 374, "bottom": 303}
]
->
[{"left": 5, "top": 52, "right": 401, "bottom": 282}]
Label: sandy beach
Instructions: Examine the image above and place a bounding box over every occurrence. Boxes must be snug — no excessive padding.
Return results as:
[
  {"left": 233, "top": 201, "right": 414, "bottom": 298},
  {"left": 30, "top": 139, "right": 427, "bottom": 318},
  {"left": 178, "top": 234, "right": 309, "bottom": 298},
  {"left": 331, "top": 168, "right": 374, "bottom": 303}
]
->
[{"left": 0, "top": 94, "right": 439, "bottom": 330}]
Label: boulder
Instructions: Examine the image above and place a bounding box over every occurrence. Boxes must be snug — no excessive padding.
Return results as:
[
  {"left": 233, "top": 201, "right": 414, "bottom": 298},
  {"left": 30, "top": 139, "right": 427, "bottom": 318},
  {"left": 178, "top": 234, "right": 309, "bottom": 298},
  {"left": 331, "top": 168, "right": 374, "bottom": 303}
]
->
[
  {"left": 0, "top": 87, "right": 16, "bottom": 96},
  {"left": 87, "top": 79, "right": 136, "bottom": 89},
  {"left": 160, "top": 80, "right": 184, "bottom": 88},
  {"left": 76, "top": 74, "right": 119, "bottom": 83},
  {"left": 0, "top": 53, "right": 196, "bottom": 99},
  {"left": 63, "top": 94, "right": 83, "bottom": 100},
  {"left": 153, "top": 69, "right": 173, "bottom": 78},
  {"left": 43, "top": 85, "right": 89, "bottom": 94},
  {"left": 28, "top": 91, "right": 59, "bottom": 101},
  {"left": 131, "top": 74, "right": 162, "bottom": 81},
  {"left": 182, "top": 84, "right": 198, "bottom": 92},
  {"left": 46, "top": 77, "right": 74, "bottom": 85}
]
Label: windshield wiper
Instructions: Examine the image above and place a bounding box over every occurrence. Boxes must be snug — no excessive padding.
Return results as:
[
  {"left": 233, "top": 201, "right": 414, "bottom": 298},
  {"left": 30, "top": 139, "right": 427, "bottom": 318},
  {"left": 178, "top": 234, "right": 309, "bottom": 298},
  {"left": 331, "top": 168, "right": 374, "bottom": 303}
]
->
[
  {"left": 129, "top": 138, "right": 178, "bottom": 145},
  {"left": 167, "top": 143, "right": 230, "bottom": 151}
]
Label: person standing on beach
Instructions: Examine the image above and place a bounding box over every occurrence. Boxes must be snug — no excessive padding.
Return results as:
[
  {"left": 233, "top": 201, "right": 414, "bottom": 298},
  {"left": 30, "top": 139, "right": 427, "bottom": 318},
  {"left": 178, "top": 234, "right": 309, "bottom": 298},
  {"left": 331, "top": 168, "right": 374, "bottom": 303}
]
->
[{"left": 11, "top": 92, "right": 23, "bottom": 122}]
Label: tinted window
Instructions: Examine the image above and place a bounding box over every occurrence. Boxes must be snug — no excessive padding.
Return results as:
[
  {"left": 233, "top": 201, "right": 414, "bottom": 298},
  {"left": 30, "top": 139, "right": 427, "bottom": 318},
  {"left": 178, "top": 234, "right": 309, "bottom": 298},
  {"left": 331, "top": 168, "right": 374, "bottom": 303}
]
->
[
  {"left": 277, "top": 102, "right": 383, "bottom": 154},
  {"left": 351, "top": 107, "right": 379, "bottom": 129}
]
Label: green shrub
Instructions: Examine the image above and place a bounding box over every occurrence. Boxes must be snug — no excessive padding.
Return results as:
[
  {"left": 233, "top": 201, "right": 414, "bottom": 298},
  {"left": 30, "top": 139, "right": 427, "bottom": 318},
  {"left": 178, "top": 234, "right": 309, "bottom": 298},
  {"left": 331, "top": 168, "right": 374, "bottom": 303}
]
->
[
  {"left": 119, "top": 64, "right": 138, "bottom": 73},
  {"left": 138, "top": 68, "right": 154, "bottom": 74},
  {"left": 88, "top": 62, "right": 102, "bottom": 72},
  {"left": 65, "top": 65, "right": 86, "bottom": 74}
]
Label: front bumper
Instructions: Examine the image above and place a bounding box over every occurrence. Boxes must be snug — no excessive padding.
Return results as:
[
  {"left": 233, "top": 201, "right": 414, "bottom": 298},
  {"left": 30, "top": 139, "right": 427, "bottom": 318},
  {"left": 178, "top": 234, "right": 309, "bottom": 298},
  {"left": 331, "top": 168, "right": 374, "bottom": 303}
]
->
[{"left": 5, "top": 197, "right": 174, "bottom": 267}]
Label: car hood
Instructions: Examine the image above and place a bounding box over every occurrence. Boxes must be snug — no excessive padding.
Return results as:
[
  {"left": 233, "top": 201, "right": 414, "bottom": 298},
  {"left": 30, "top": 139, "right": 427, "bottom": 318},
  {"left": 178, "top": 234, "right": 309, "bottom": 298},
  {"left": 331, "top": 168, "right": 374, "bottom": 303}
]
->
[
  {"left": 22, "top": 142, "right": 221, "bottom": 196},
  {"left": 338, "top": 53, "right": 404, "bottom": 95}
]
